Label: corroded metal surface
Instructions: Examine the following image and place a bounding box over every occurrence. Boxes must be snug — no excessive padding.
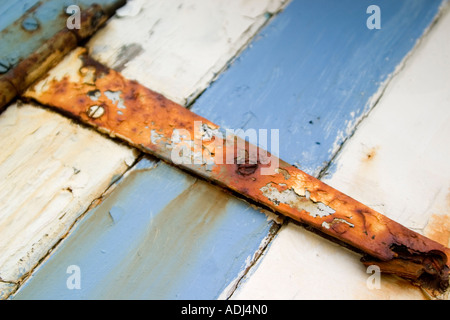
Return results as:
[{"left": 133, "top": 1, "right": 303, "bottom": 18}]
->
[
  {"left": 23, "top": 48, "right": 450, "bottom": 296},
  {"left": 0, "top": 3, "right": 122, "bottom": 111}
]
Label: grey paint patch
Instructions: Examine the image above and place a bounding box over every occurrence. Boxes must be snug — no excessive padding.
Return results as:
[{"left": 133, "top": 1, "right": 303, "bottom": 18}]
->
[{"left": 111, "top": 43, "right": 144, "bottom": 72}]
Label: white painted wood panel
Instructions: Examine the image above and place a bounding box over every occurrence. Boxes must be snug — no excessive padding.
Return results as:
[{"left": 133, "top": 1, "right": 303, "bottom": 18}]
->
[
  {"left": 232, "top": 4, "right": 450, "bottom": 300},
  {"left": 87, "top": 0, "right": 288, "bottom": 105},
  {"left": 0, "top": 103, "right": 137, "bottom": 292}
]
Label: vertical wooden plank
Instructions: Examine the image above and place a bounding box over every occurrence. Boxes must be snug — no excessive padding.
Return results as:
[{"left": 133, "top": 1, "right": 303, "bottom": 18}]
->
[{"left": 231, "top": 1, "right": 449, "bottom": 300}]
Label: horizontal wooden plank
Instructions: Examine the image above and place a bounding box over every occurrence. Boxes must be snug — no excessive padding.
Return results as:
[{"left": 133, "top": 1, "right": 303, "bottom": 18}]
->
[{"left": 232, "top": 1, "right": 450, "bottom": 300}]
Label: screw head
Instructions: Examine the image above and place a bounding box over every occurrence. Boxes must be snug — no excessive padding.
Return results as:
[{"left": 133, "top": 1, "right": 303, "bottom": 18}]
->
[
  {"left": 22, "top": 16, "right": 39, "bottom": 31},
  {"left": 87, "top": 105, "right": 105, "bottom": 118}
]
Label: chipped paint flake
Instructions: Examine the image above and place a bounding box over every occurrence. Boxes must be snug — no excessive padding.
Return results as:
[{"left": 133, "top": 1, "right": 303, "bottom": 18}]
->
[{"left": 260, "top": 183, "right": 335, "bottom": 218}]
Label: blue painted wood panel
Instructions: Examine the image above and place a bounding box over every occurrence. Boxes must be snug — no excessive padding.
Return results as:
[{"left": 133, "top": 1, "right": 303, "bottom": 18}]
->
[
  {"left": 13, "top": 160, "right": 275, "bottom": 299},
  {"left": 0, "top": 0, "right": 40, "bottom": 32},
  {"left": 191, "top": 0, "right": 443, "bottom": 176},
  {"left": 12, "top": 0, "right": 443, "bottom": 299}
]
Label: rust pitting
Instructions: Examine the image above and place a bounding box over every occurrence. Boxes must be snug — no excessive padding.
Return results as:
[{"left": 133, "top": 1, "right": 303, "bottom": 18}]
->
[{"left": 22, "top": 49, "right": 450, "bottom": 296}]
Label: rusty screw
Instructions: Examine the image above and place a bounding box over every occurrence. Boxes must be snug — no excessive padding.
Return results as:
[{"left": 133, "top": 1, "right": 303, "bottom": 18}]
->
[{"left": 87, "top": 105, "right": 105, "bottom": 118}]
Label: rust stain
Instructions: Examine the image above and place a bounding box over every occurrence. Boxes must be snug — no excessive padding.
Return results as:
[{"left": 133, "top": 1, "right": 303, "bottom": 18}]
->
[
  {"left": 22, "top": 48, "right": 450, "bottom": 296},
  {"left": 363, "top": 146, "right": 379, "bottom": 162}
]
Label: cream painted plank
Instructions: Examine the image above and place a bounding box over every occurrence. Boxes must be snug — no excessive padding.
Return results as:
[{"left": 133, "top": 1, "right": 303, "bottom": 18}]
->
[
  {"left": 0, "top": 103, "right": 137, "bottom": 292},
  {"left": 87, "top": 0, "right": 288, "bottom": 105},
  {"left": 232, "top": 3, "right": 450, "bottom": 300}
]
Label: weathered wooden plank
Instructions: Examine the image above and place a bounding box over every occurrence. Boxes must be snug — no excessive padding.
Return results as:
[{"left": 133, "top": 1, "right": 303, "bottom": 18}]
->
[
  {"left": 0, "top": 102, "right": 137, "bottom": 297},
  {"left": 12, "top": 161, "right": 279, "bottom": 299},
  {"left": 232, "top": 1, "right": 450, "bottom": 300},
  {"left": 87, "top": 0, "right": 289, "bottom": 105}
]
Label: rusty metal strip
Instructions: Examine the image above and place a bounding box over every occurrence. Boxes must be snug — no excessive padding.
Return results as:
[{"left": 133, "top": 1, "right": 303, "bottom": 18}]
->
[
  {"left": 23, "top": 47, "right": 450, "bottom": 296},
  {"left": 0, "top": 3, "right": 124, "bottom": 112}
]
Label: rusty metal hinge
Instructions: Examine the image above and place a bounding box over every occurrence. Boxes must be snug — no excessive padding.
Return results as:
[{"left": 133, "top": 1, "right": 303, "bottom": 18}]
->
[{"left": 21, "top": 47, "right": 450, "bottom": 297}]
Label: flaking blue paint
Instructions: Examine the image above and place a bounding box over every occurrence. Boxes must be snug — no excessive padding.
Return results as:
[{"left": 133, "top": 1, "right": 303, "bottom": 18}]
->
[
  {"left": 13, "top": 161, "right": 274, "bottom": 299},
  {"left": 191, "top": 0, "right": 443, "bottom": 176}
]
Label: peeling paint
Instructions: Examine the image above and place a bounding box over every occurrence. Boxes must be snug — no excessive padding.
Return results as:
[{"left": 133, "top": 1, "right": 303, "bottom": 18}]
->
[
  {"left": 260, "top": 183, "right": 335, "bottom": 218},
  {"left": 104, "top": 90, "right": 126, "bottom": 109},
  {"left": 322, "top": 218, "right": 355, "bottom": 232}
]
